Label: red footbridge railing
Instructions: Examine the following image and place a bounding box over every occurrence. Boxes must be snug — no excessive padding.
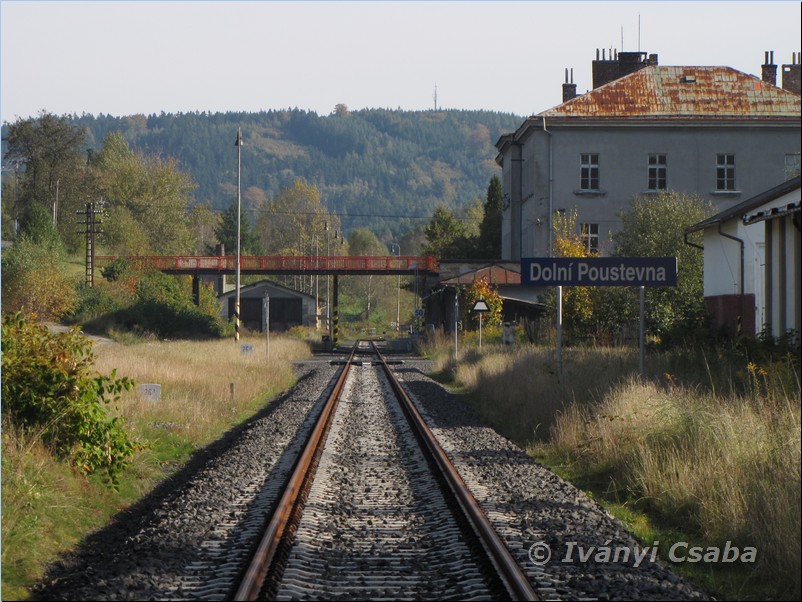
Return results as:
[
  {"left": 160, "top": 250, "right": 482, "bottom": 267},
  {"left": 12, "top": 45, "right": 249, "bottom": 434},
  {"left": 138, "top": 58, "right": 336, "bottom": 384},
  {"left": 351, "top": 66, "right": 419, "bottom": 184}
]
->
[{"left": 95, "top": 255, "right": 440, "bottom": 276}]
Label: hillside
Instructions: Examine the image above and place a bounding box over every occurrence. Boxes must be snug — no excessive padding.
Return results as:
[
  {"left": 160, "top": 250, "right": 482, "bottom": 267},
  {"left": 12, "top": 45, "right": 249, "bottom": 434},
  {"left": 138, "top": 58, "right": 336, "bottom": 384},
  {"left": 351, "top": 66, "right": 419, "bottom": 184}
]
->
[{"left": 69, "top": 108, "right": 523, "bottom": 239}]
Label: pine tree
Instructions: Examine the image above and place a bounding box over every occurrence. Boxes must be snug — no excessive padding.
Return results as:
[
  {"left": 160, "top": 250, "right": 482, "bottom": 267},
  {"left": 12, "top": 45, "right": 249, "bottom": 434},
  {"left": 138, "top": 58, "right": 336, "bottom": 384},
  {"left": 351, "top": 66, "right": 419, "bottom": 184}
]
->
[
  {"left": 478, "top": 174, "right": 503, "bottom": 258},
  {"left": 215, "top": 199, "right": 262, "bottom": 255}
]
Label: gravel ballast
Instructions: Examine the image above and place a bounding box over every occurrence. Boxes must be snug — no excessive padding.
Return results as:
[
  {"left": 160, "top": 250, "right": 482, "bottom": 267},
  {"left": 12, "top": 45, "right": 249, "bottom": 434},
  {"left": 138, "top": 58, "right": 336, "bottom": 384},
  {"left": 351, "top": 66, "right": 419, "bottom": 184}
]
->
[{"left": 31, "top": 354, "right": 709, "bottom": 601}]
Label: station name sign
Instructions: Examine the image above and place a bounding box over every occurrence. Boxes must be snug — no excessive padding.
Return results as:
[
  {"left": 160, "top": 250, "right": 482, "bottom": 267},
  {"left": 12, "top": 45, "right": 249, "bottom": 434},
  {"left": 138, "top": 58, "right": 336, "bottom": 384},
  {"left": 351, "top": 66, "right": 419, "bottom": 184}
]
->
[{"left": 521, "top": 257, "right": 677, "bottom": 287}]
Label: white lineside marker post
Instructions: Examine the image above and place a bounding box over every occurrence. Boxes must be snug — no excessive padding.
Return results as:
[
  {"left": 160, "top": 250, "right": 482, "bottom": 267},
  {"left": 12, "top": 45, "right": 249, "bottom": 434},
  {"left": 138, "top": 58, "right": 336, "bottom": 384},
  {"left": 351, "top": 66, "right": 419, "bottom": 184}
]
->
[
  {"left": 138, "top": 384, "right": 161, "bottom": 401},
  {"left": 264, "top": 292, "right": 270, "bottom": 360}
]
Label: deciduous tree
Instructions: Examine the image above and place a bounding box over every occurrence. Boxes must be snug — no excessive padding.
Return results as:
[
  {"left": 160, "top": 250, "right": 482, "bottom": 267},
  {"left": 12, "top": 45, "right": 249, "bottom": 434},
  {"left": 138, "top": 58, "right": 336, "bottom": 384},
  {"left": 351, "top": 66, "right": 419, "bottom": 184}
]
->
[
  {"left": 93, "top": 132, "right": 197, "bottom": 255},
  {"left": 256, "top": 180, "right": 336, "bottom": 256},
  {"left": 1, "top": 235, "right": 76, "bottom": 320},
  {"left": 2, "top": 111, "right": 91, "bottom": 251},
  {"left": 464, "top": 277, "right": 502, "bottom": 328},
  {"left": 343, "top": 228, "right": 394, "bottom": 321},
  {"left": 612, "top": 191, "right": 715, "bottom": 342},
  {"left": 548, "top": 208, "right": 594, "bottom": 340}
]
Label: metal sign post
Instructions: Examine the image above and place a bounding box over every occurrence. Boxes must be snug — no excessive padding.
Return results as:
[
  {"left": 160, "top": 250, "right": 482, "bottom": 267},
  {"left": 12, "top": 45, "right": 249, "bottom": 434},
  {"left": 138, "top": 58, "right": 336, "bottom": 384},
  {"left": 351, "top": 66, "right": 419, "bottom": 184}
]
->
[
  {"left": 454, "top": 293, "right": 459, "bottom": 361},
  {"left": 639, "top": 286, "right": 645, "bottom": 375},
  {"left": 556, "top": 285, "right": 563, "bottom": 375},
  {"left": 472, "top": 298, "right": 490, "bottom": 349}
]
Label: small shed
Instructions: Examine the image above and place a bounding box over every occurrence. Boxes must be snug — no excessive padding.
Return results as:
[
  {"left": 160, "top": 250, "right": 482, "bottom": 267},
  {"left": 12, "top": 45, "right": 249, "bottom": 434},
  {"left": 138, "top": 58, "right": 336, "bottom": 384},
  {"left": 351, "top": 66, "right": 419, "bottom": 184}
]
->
[
  {"left": 428, "top": 262, "right": 544, "bottom": 331},
  {"left": 219, "top": 280, "right": 317, "bottom": 332}
]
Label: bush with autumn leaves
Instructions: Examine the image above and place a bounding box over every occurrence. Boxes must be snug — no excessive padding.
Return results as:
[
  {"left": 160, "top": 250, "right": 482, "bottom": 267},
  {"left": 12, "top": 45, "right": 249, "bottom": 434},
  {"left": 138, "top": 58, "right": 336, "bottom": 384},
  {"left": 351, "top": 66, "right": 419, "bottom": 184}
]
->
[
  {"left": 1, "top": 313, "right": 137, "bottom": 486},
  {"left": 462, "top": 276, "right": 503, "bottom": 329}
]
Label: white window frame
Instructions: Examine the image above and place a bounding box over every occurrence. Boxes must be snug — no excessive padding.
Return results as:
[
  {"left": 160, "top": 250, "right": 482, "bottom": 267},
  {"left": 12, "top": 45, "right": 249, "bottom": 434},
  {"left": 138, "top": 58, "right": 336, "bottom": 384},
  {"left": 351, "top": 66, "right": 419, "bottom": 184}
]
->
[
  {"left": 716, "top": 154, "right": 736, "bottom": 191},
  {"left": 580, "top": 154, "right": 599, "bottom": 191},
  {"left": 648, "top": 154, "right": 667, "bottom": 191},
  {"left": 580, "top": 223, "right": 599, "bottom": 254},
  {"left": 785, "top": 153, "right": 801, "bottom": 180}
]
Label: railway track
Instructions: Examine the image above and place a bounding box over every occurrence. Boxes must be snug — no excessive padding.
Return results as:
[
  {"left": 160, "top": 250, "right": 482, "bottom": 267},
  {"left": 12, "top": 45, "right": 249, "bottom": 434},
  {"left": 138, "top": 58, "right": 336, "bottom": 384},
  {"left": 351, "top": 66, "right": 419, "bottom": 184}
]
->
[
  {"left": 31, "top": 341, "right": 708, "bottom": 601},
  {"left": 235, "top": 340, "right": 537, "bottom": 601}
]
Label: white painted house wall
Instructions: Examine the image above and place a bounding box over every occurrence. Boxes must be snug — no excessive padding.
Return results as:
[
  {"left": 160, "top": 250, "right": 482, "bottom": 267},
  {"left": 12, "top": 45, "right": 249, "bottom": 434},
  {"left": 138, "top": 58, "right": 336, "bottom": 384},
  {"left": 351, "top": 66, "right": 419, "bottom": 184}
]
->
[{"left": 699, "top": 185, "right": 800, "bottom": 337}]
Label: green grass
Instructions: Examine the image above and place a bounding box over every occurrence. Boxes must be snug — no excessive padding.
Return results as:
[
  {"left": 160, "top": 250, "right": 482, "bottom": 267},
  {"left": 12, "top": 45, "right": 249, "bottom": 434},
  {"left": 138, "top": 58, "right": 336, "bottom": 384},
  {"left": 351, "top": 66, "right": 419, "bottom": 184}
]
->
[{"left": 1, "top": 428, "right": 127, "bottom": 600}]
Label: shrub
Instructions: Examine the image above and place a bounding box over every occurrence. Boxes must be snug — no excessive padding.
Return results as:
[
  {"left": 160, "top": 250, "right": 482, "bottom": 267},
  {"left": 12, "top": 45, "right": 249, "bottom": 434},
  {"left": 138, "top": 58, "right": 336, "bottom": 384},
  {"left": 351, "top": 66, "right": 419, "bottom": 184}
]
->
[
  {"left": 1, "top": 237, "right": 77, "bottom": 320},
  {"left": 100, "top": 257, "right": 131, "bottom": 282},
  {"left": 64, "top": 283, "right": 124, "bottom": 326},
  {"left": 79, "top": 270, "right": 224, "bottom": 339},
  {"left": 1, "top": 313, "right": 136, "bottom": 485}
]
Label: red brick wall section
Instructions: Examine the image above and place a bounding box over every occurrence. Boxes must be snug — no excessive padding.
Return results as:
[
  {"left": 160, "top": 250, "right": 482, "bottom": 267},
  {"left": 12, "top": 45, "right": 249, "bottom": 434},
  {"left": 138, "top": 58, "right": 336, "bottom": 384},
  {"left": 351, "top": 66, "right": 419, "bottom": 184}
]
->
[{"left": 705, "top": 294, "right": 756, "bottom": 337}]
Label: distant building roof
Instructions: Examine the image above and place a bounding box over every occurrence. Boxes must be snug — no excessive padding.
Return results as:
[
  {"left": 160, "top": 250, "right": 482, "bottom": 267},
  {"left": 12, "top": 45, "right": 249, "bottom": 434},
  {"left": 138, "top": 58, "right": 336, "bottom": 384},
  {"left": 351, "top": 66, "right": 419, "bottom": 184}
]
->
[
  {"left": 441, "top": 264, "right": 521, "bottom": 286},
  {"left": 538, "top": 66, "right": 801, "bottom": 120},
  {"left": 218, "top": 279, "right": 315, "bottom": 300}
]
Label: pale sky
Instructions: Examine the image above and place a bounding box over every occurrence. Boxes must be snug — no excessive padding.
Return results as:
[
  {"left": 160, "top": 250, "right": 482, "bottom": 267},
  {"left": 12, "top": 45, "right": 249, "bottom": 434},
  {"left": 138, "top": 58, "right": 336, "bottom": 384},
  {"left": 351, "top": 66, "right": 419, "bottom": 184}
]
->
[{"left": 1, "top": 1, "right": 801, "bottom": 123}]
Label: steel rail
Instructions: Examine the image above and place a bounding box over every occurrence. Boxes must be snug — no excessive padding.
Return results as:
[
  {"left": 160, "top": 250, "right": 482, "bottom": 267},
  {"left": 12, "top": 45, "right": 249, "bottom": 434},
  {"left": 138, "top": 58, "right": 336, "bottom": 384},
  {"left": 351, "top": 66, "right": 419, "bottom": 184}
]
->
[
  {"left": 233, "top": 344, "right": 358, "bottom": 601},
  {"left": 372, "top": 342, "right": 539, "bottom": 601}
]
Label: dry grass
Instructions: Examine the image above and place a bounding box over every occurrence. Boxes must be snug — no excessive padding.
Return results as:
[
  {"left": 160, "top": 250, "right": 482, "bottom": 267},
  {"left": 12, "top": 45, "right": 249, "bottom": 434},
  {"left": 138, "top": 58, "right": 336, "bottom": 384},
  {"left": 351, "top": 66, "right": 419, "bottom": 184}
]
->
[
  {"left": 550, "top": 375, "right": 801, "bottom": 598},
  {"left": 422, "top": 333, "right": 801, "bottom": 599},
  {"left": 2, "top": 332, "right": 311, "bottom": 599},
  {"left": 94, "top": 334, "right": 310, "bottom": 445},
  {"left": 425, "top": 338, "right": 639, "bottom": 444}
]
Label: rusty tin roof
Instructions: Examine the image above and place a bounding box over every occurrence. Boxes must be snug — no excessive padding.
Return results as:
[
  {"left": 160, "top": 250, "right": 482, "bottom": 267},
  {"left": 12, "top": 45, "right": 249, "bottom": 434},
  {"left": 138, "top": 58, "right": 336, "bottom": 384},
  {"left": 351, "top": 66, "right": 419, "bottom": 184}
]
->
[
  {"left": 441, "top": 264, "right": 521, "bottom": 286},
  {"left": 539, "top": 66, "right": 801, "bottom": 119}
]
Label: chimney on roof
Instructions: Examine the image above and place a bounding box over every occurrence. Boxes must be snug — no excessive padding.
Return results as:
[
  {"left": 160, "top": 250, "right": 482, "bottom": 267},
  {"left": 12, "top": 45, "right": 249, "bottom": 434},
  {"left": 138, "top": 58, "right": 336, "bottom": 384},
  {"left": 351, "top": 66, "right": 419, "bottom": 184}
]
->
[
  {"left": 762, "top": 51, "right": 778, "bottom": 86},
  {"left": 591, "top": 49, "right": 655, "bottom": 89},
  {"left": 781, "top": 52, "right": 801, "bottom": 95},
  {"left": 562, "top": 68, "right": 577, "bottom": 102}
]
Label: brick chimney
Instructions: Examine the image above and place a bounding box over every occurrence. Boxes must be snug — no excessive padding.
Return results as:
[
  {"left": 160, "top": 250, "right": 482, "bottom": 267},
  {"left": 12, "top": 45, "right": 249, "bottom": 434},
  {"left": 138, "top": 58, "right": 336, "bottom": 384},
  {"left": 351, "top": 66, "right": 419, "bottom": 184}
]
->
[
  {"left": 592, "top": 49, "right": 656, "bottom": 89},
  {"left": 562, "top": 68, "right": 577, "bottom": 102},
  {"left": 782, "top": 52, "right": 801, "bottom": 95},
  {"left": 761, "top": 51, "right": 777, "bottom": 86}
]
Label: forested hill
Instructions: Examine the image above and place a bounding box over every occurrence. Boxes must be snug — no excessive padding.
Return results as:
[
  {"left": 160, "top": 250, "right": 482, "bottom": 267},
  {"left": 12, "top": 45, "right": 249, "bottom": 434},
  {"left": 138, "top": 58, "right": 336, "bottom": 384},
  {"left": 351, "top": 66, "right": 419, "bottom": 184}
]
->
[{"left": 69, "top": 108, "right": 522, "bottom": 238}]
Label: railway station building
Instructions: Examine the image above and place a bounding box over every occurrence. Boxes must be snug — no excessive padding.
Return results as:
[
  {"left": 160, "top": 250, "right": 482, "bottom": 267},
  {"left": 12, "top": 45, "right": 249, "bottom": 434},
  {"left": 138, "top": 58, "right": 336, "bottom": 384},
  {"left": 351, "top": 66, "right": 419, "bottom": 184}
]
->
[
  {"left": 495, "top": 49, "right": 801, "bottom": 261},
  {"left": 685, "top": 176, "right": 800, "bottom": 341}
]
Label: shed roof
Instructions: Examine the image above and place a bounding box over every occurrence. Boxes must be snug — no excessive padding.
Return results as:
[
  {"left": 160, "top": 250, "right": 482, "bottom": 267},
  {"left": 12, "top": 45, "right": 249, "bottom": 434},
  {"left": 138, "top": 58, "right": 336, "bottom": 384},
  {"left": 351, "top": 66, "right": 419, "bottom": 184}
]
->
[
  {"left": 685, "top": 176, "right": 801, "bottom": 234},
  {"left": 441, "top": 264, "right": 521, "bottom": 286},
  {"left": 218, "top": 279, "right": 315, "bottom": 300}
]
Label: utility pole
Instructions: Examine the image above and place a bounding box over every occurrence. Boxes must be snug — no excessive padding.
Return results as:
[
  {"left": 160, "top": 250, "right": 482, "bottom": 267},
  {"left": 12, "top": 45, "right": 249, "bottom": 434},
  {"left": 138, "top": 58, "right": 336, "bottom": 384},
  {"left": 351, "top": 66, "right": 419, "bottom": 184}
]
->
[
  {"left": 76, "top": 201, "right": 103, "bottom": 287},
  {"left": 325, "top": 221, "right": 330, "bottom": 335},
  {"left": 390, "top": 242, "right": 400, "bottom": 332},
  {"left": 235, "top": 128, "right": 243, "bottom": 342},
  {"left": 315, "top": 226, "right": 319, "bottom": 327}
]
